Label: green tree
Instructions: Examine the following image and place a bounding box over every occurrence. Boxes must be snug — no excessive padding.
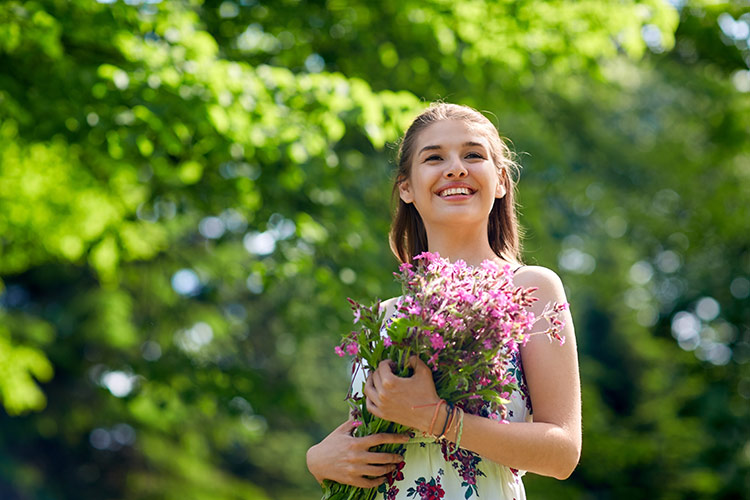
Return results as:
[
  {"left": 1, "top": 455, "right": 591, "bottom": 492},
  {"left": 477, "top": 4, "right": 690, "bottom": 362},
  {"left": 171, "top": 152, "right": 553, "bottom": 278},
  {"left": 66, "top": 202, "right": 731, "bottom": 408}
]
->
[{"left": 1, "top": 1, "right": 748, "bottom": 499}]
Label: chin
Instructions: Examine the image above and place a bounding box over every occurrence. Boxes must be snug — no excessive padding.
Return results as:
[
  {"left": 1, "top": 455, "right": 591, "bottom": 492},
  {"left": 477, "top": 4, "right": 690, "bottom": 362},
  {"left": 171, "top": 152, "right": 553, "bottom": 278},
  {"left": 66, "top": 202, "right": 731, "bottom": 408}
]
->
[{"left": 430, "top": 213, "right": 489, "bottom": 228}]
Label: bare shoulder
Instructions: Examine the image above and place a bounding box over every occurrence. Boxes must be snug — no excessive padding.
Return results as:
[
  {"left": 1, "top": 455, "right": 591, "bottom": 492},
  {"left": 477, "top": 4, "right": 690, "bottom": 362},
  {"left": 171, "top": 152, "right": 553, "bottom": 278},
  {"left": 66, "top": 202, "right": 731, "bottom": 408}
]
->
[{"left": 512, "top": 265, "right": 567, "bottom": 301}]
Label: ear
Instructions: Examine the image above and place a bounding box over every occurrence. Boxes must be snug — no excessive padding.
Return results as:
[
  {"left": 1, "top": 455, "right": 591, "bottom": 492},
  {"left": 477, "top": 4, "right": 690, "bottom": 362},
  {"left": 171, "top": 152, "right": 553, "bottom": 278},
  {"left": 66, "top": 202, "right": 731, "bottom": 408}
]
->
[
  {"left": 399, "top": 178, "right": 414, "bottom": 204},
  {"left": 495, "top": 179, "right": 507, "bottom": 199}
]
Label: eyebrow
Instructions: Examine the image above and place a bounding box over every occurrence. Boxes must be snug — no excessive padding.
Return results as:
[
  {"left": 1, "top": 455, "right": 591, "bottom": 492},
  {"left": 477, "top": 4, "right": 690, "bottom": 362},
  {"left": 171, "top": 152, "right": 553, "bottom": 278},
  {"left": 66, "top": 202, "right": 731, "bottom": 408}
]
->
[{"left": 418, "top": 141, "right": 486, "bottom": 155}]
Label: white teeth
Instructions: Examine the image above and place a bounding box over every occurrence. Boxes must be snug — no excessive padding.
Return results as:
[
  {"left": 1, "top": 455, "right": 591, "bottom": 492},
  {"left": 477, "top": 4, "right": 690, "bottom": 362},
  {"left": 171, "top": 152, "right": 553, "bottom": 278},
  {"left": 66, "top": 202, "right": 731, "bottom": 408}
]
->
[{"left": 439, "top": 187, "right": 472, "bottom": 197}]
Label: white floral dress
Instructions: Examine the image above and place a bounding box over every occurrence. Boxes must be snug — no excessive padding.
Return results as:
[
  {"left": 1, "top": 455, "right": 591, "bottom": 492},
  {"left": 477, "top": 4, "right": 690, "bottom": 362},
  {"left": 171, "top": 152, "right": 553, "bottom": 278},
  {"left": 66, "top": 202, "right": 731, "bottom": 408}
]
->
[{"left": 351, "top": 349, "right": 532, "bottom": 500}]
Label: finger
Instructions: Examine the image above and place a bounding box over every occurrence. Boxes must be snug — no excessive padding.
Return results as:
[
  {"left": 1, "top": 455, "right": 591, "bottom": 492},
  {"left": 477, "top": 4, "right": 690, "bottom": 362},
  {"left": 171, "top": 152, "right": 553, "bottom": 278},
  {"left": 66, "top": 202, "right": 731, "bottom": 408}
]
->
[
  {"left": 406, "top": 354, "right": 421, "bottom": 370},
  {"left": 361, "top": 464, "right": 396, "bottom": 477},
  {"left": 408, "top": 355, "right": 429, "bottom": 377},
  {"left": 363, "top": 372, "right": 378, "bottom": 403},
  {"left": 335, "top": 421, "right": 354, "bottom": 437},
  {"left": 334, "top": 419, "right": 356, "bottom": 434},
  {"left": 363, "top": 451, "right": 405, "bottom": 465},
  {"left": 351, "top": 476, "right": 386, "bottom": 489},
  {"left": 362, "top": 432, "right": 411, "bottom": 448},
  {"left": 377, "top": 358, "right": 397, "bottom": 375},
  {"left": 377, "top": 359, "right": 392, "bottom": 370},
  {"left": 365, "top": 394, "right": 380, "bottom": 417},
  {"left": 376, "top": 360, "right": 398, "bottom": 386},
  {"left": 371, "top": 369, "right": 383, "bottom": 393}
]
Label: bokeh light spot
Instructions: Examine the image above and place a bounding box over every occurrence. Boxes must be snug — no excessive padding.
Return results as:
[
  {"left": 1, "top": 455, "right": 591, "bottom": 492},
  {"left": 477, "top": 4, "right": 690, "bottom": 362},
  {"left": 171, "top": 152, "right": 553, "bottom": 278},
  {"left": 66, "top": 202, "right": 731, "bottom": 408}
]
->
[
  {"left": 730, "top": 277, "right": 750, "bottom": 299},
  {"left": 101, "top": 371, "right": 135, "bottom": 398},
  {"left": 219, "top": 1, "right": 239, "bottom": 18},
  {"left": 141, "top": 340, "right": 162, "bottom": 361},
  {"left": 655, "top": 250, "right": 681, "bottom": 273},
  {"left": 175, "top": 322, "right": 214, "bottom": 353},
  {"left": 243, "top": 231, "right": 276, "bottom": 255},
  {"left": 339, "top": 268, "right": 356, "bottom": 285},
  {"left": 199, "top": 216, "right": 226, "bottom": 239},
  {"left": 629, "top": 261, "right": 653, "bottom": 285},
  {"left": 112, "top": 423, "right": 136, "bottom": 446},
  {"left": 695, "top": 296, "right": 720, "bottom": 321},
  {"left": 696, "top": 341, "right": 732, "bottom": 366},
  {"left": 246, "top": 273, "right": 264, "bottom": 294},
  {"left": 672, "top": 311, "right": 700, "bottom": 350},
  {"left": 558, "top": 248, "right": 596, "bottom": 274},
  {"left": 172, "top": 269, "right": 201, "bottom": 296},
  {"left": 90, "top": 428, "right": 111, "bottom": 450}
]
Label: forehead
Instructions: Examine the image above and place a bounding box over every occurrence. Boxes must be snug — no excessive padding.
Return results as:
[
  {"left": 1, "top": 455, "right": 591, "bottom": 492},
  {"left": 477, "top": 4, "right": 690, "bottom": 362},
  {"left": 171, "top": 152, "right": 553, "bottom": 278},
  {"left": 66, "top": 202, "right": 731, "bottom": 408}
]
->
[{"left": 414, "top": 120, "right": 491, "bottom": 150}]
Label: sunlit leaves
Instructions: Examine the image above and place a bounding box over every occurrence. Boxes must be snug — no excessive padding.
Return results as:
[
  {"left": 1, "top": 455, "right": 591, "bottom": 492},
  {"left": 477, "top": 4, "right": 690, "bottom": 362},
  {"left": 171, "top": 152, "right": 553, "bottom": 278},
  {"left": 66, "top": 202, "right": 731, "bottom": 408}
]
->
[{"left": 0, "top": 326, "right": 54, "bottom": 416}]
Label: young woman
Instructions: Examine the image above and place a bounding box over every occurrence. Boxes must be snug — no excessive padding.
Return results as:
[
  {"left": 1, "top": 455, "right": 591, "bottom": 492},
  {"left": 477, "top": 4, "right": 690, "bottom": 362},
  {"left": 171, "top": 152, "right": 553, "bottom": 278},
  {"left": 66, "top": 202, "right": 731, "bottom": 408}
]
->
[{"left": 307, "top": 103, "right": 581, "bottom": 499}]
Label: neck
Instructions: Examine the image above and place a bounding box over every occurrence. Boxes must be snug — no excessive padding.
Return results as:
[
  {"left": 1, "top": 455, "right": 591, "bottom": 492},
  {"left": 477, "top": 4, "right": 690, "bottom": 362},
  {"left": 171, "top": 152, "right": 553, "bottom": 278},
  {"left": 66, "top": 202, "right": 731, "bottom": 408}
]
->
[{"left": 424, "top": 222, "right": 515, "bottom": 268}]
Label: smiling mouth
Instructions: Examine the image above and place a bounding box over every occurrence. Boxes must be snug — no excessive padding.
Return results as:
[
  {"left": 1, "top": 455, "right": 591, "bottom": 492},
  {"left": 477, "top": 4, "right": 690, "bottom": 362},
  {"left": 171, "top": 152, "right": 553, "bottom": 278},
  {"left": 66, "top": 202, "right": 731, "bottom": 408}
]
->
[{"left": 437, "top": 187, "right": 475, "bottom": 197}]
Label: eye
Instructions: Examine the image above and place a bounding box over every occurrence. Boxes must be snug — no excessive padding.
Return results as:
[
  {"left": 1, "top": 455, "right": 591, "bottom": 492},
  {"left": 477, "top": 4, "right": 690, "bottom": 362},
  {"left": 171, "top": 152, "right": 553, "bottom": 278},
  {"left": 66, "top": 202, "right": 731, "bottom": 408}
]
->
[
  {"left": 425, "top": 154, "right": 443, "bottom": 162},
  {"left": 466, "top": 152, "right": 485, "bottom": 159}
]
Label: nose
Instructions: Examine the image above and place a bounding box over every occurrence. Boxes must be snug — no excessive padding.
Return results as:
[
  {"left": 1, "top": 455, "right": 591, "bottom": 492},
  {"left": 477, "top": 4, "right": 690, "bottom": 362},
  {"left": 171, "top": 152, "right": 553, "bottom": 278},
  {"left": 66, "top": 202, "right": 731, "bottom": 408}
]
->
[{"left": 444, "top": 155, "right": 468, "bottom": 178}]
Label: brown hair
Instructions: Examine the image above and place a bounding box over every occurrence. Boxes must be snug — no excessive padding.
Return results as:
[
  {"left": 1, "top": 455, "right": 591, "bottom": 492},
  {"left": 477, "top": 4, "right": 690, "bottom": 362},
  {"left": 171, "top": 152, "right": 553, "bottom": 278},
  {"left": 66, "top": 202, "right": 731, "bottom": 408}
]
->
[{"left": 389, "top": 103, "right": 523, "bottom": 264}]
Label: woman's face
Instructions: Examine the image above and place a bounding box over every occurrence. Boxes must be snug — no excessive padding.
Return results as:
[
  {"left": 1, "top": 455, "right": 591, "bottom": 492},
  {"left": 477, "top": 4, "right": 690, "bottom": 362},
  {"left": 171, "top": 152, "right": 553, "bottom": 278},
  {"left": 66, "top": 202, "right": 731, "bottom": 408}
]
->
[{"left": 399, "top": 119, "right": 506, "bottom": 230}]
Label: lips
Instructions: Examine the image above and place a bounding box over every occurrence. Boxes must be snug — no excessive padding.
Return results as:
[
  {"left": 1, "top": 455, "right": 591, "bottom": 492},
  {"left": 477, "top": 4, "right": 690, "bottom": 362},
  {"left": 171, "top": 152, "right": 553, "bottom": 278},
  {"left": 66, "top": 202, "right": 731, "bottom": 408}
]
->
[{"left": 436, "top": 184, "right": 476, "bottom": 197}]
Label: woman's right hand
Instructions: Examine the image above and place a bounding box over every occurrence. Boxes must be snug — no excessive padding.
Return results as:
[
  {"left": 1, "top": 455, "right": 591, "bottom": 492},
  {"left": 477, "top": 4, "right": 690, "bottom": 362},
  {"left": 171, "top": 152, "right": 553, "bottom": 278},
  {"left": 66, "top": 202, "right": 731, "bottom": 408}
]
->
[{"left": 306, "top": 419, "right": 410, "bottom": 488}]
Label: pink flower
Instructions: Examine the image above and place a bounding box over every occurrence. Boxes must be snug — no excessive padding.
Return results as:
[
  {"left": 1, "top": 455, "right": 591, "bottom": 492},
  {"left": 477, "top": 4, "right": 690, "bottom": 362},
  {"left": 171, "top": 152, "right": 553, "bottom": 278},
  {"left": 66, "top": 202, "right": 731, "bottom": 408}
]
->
[
  {"left": 481, "top": 260, "right": 499, "bottom": 274},
  {"left": 352, "top": 419, "right": 363, "bottom": 428},
  {"left": 427, "top": 352, "right": 440, "bottom": 368},
  {"left": 383, "top": 336, "right": 393, "bottom": 347},
  {"left": 430, "top": 333, "right": 445, "bottom": 350},
  {"left": 346, "top": 343, "right": 358, "bottom": 355},
  {"left": 353, "top": 308, "right": 361, "bottom": 324},
  {"left": 431, "top": 314, "right": 446, "bottom": 328},
  {"left": 334, "top": 346, "right": 345, "bottom": 357}
]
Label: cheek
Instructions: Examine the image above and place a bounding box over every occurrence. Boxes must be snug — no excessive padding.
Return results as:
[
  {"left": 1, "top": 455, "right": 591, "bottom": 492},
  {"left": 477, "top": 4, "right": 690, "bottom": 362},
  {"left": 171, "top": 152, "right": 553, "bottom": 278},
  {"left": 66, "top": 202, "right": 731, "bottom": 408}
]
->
[{"left": 408, "top": 172, "right": 432, "bottom": 196}]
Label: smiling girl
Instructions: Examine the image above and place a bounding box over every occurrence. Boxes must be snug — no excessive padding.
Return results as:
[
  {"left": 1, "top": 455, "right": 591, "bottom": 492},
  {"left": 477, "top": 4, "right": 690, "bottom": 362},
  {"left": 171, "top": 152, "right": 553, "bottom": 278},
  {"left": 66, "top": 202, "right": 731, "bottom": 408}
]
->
[{"left": 307, "top": 103, "right": 581, "bottom": 499}]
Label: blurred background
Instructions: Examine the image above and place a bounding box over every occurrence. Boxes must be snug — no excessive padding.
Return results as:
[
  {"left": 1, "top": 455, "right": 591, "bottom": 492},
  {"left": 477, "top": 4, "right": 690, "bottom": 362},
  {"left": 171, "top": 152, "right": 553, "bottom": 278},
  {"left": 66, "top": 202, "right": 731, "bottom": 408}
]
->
[{"left": 1, "top": 0, "right": 749, "bottom": 498}]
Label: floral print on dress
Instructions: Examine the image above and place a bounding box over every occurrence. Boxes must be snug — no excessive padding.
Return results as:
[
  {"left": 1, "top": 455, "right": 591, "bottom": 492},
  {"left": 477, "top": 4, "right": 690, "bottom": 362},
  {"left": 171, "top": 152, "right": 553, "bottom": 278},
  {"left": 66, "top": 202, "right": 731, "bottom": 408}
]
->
[
  {"left": 379, "top": 445, "right": 407, "bottom": 500},
  {"left": 406, "top": 475, "right": 445, "bottom": 500},
  {"left": 508, "top": 349, "right": 532, "bottom": 413},
  {"left": 382, "top": 485, "right": 399, "bottom": 500},
  {"left": 440, "top": 441, "right": 486, "bottom": 498}
]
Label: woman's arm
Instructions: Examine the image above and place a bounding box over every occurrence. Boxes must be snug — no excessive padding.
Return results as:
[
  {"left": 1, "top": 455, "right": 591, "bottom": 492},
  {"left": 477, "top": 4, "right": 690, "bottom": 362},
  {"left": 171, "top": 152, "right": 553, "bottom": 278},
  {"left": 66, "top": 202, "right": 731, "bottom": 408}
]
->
[{"left": 364, "top": 266, "right": 582, "bottom": 479}]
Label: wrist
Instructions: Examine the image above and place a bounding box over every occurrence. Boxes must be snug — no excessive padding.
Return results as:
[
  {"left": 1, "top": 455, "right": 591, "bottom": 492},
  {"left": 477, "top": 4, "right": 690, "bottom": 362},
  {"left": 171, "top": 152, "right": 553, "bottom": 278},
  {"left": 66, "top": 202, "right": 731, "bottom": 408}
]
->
[{"left": 411, "top": 399, "right": 447, "bottom": 435}]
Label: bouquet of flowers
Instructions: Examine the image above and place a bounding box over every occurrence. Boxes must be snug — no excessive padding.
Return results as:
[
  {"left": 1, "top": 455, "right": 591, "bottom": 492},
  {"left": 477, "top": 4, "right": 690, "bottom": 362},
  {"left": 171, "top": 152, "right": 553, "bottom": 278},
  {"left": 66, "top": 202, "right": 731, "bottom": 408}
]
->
[{"left": 322, "top": 252, "right": 568, "bottom": 500}]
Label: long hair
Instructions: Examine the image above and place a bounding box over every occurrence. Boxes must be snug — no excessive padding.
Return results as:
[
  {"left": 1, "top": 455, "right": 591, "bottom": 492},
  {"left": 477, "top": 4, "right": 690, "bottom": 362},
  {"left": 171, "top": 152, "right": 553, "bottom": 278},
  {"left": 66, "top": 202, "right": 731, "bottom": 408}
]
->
[{"left": 389, "top": 103, "right": 523, "bottom": 264}]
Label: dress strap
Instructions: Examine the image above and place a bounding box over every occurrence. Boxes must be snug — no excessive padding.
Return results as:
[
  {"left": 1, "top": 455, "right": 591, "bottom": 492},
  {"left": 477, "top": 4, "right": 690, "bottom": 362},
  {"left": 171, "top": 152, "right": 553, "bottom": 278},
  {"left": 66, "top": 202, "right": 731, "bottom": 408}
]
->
[{"left": 512, "top": 264, "right": 526, "bottom": 274}]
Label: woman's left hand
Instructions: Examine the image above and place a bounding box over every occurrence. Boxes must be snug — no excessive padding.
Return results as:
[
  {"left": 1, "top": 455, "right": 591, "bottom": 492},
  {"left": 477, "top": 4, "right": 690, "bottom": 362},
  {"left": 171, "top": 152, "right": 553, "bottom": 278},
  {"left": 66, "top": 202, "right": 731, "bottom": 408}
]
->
[{"left": 364, "top": 355, "right": 441, "bottom": 432}]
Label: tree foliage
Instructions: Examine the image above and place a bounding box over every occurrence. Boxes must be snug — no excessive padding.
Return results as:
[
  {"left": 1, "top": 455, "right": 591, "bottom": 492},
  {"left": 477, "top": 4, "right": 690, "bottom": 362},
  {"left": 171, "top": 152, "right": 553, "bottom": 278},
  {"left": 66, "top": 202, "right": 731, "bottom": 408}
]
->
[{"left": 1, "top": 1, "right": 748, "bottom": 499}]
